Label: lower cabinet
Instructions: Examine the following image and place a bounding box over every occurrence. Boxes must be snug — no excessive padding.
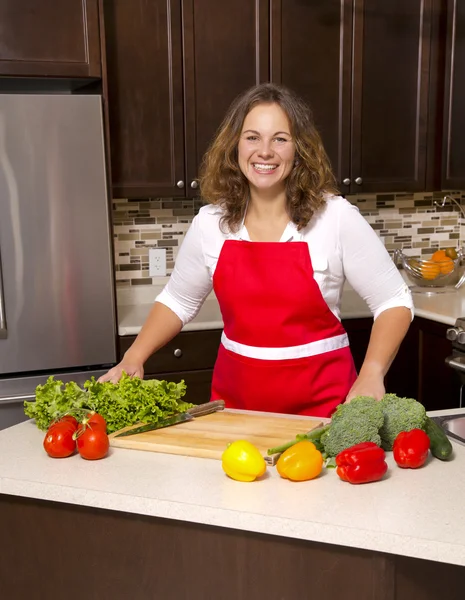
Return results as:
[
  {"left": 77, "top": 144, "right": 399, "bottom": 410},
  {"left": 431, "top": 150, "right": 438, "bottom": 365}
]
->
[
  {"left": 119, "top": 316, "right": 461, "bottom": 411},
  {"left": 118, "top": 330, "right": 222, "bottom": 405},
  {"left": 344, "top": 317, "right": 461, "bottom": 411}
]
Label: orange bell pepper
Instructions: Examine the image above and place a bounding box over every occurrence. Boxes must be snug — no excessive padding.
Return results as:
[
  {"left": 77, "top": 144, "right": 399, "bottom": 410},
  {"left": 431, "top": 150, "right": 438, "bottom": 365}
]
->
[{"left": 277, "top": 440, "right": 323, "bottom": 482}]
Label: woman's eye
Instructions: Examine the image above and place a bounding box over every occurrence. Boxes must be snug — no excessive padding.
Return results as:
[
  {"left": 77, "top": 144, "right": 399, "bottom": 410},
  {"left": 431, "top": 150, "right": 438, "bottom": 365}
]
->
[
  {"left": 275, "top": 137, "right": 288, "bottom": 143},
  {"left": 246, "top": 135, "right": 258, "bottom": 141}
]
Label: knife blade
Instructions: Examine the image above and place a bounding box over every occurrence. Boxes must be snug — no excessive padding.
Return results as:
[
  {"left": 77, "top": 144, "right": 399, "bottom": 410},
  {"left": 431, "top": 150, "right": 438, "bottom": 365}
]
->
[{"left": 114, "top": 399, "right": 225, "bottom": 438}]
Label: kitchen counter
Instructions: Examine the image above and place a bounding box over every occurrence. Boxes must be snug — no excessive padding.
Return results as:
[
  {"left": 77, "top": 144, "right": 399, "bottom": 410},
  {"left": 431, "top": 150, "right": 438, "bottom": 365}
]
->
[
  {"left": 1, "top": 409, "right": 465, "bottom": 567},
  {"left": 2, "top": 409, "right": 465, "bottom": 599},
  {"left": 117, "top": 277, "right": 464, "bottom": 336}
]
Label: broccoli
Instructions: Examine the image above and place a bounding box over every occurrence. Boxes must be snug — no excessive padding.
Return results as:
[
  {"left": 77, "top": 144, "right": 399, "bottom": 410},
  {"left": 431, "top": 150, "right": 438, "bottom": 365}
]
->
[
  {"left": 267, "top": 396, "right": 384, "bottom": 457},
  {"left": 379, "top": 393, "right": 427, "bottom": 451},
  {"left": 320, "top": 396, "right": 384, "bottom": 457}
]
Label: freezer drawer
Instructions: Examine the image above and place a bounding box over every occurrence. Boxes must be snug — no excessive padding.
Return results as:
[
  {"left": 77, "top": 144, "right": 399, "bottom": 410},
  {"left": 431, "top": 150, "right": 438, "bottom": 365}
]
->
[{"left": 0, "top": 398, "right": 30, "bottom": 431}]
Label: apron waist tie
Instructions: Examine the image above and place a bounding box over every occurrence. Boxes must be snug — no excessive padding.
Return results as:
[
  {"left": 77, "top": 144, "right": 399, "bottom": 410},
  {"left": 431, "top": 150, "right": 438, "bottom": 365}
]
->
[{"left": 221, "top": 331, "right": 350, "bottom": 361}]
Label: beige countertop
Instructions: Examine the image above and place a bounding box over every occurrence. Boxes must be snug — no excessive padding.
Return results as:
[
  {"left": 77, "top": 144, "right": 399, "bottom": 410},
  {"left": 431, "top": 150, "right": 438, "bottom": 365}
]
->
[
  {"left": 117, "top": 277, "right": 464, "bottom": 336},
  {"left": 1, "top": 408, "right": 465, "bottom": 567}
]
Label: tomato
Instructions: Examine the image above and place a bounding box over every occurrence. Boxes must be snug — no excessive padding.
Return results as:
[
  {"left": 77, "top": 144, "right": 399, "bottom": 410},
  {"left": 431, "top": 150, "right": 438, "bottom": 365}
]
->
[
  {"left": 43, "top": 426, "right": 76, "bottom": 458},
  {"left": 83, "top": 411, "right": 107, "bottom": 432},
  {"left": 50, "top": 416, "right": 78, "bottom": 431},
  {"left": 76, "top": 427, "right": 109, "bottom": 460}
]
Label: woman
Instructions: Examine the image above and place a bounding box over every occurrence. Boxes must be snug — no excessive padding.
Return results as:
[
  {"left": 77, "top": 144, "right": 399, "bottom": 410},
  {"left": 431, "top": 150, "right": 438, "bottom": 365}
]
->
[{"left": 101, "top": 83, "right": 413, "bottom": 417}]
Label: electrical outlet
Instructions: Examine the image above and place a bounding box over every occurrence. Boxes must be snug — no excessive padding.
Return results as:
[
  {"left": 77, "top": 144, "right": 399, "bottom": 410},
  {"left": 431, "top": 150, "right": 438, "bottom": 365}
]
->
[{"left": 149, "top": 248, "right": 167, "bottom": 277}]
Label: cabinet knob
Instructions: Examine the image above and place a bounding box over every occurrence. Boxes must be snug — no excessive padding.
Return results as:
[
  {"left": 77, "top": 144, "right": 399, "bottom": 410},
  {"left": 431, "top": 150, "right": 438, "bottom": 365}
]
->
[
  {"left": 355, "top": 177, "right": 363, "bottom": 185},
  {"left": 176, "top": 180, "right": 185, "bottom": 189},
  {"left": 190, "top": 180, "right": 199, "bottom": 189},
  {"left": 342, "top": 178, "right": 351, "bottom": 186},
  {"left": 173, "top": 348, "right": 182, "bottom": 358}
]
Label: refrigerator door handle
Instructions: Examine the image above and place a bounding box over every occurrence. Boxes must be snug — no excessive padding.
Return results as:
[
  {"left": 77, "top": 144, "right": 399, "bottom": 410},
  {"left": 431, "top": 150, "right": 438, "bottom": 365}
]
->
[{"left": 0, "top": 247, "right": 7, "bottom": 339}]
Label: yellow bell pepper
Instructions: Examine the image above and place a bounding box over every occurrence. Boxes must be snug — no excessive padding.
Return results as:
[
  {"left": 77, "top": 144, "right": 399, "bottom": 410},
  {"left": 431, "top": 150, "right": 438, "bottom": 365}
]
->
[
  {"left": 276, "top": 440, "right": 323, "bottom": 482},
  {"left": 221, "top": 440, "right": 267, "bottom": 482}
]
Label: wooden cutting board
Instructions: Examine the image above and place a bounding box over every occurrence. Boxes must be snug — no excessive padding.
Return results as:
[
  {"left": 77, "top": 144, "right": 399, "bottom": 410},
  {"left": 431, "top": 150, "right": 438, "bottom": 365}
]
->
[{"left": 109, "top": 411, "right": 323, "bottom": 460}]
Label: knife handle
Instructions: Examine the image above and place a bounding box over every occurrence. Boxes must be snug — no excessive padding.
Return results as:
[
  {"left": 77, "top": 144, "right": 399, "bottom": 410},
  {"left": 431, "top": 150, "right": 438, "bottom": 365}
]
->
[{"left": 187, "top": 399, "right": 225, "bottom": 417}]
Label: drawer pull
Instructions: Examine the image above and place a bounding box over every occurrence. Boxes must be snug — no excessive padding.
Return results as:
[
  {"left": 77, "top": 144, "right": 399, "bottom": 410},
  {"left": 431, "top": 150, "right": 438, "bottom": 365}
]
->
[{"left": 173, "top": 348, "right": 182, "bottom": 358}]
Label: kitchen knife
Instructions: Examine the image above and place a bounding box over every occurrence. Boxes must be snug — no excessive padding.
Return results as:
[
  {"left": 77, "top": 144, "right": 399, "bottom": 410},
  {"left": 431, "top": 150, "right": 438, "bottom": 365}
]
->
[{"left": 114, "top": 399, "right": 225, "bottom": 438}]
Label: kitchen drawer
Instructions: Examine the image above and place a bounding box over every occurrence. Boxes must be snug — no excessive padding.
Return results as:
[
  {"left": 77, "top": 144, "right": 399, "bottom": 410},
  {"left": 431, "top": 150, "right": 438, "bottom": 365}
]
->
[
  {"left": 145, "top": 369, "right": 214, "bottom": 405},
  {"left": 118, "top": 330, "right": 222, "bottom": 374}
]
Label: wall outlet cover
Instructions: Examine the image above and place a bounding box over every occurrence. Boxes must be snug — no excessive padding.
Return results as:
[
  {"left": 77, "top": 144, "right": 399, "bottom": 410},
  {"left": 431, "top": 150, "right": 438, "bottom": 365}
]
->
[{"left": 149, "top": 248, "right": 167, "bottom": 277}]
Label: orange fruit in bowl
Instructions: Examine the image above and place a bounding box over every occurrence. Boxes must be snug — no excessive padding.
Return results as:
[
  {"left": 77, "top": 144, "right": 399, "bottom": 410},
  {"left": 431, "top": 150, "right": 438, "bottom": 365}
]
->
[
  {"left": 420, "top": 260, "right": 440, "bottom": 280},
  {"left": 431, "top": 249, "right": 447, "bottom": 262},
  {"left": 439, "top": 256, "right": 454, "bottom": 275}
]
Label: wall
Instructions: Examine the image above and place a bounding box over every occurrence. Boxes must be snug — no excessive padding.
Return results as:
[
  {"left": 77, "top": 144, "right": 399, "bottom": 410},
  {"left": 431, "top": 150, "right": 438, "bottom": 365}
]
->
[{"left": 112, "top": 191, "right": 465, "bottom": 287}]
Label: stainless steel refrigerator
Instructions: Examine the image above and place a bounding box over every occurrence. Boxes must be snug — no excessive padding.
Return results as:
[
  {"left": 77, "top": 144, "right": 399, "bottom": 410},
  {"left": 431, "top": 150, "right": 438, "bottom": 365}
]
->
[{"left": 0, "top": 94, "right": 117, "bottom": 429}]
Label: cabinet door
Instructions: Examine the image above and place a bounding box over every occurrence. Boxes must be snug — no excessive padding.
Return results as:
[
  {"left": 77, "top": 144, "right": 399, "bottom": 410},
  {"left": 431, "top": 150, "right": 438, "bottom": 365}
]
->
[
  {"left": 418, "top": 318, "right": 462, "bottom": 411},
  {"left": 182, "top": 0, "right": 269, "bottom": 195},
  {"left": 104, "top": 0, "right": 185, "bottom": 198},
  {"left": 145, "top": 370, "right": 214, "bottom": 405},
  {"left": 0, "top": 0, "right": 101, "bottom": 77},
  {"left": 351, "top": 0, "right": 432, "bottom": 193},
  {"left": 270, "top": 0, "right": 352, "bottom": 188},
  {"left": 442, "top": 0, "right": 465, "bottom": 188}
]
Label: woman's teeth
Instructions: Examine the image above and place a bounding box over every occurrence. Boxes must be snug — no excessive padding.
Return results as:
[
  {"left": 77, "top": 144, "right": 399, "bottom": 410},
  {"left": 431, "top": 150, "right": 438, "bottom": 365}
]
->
[{"left": 252, "top": 163, "right": 278, "bottom": 173}]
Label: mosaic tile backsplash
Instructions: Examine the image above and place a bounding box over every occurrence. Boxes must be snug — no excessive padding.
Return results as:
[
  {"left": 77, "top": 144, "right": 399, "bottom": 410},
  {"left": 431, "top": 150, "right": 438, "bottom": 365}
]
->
[{"left": 113, "top": 191, "right": 465, "bottom": 287}]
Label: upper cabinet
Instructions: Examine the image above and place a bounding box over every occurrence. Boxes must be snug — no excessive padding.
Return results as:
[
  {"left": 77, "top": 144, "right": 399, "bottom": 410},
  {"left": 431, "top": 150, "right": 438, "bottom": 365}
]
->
[
  {"left": 104, "top": 0, "right": 268, "bottom": 199},
  {"left": 0, "top": 0, "right": 101, "bottom": 78},
  {"left": 442, "top": 0, "right": 465, "bottom": 189},
  {"left": 270, "top": 0, "right": 352, "bottom": 190},
  {"left": 271, "top": 0, "right": 432, "bottom": 194}
]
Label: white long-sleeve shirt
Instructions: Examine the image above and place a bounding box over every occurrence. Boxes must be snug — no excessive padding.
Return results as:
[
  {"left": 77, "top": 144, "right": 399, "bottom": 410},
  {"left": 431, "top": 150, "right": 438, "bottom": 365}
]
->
[{"left": 156, "top": 195, "right": 414, "bottom": 325}]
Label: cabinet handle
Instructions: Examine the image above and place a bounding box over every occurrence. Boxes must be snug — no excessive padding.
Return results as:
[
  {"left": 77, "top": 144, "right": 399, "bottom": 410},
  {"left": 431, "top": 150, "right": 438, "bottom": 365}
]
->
[
  {"left": 342, "top": 178, "right": 351, "bottom": 186},
  {"left": 0, "top": 247, "right": 7, "bottom": 339},
  {"left": 173, "top": 348, "right": 182, "bottom": 358},
  {"left": 190, "top": 180, "right": 199, "bottom": 189},
  {"left": 355, "top": 177, "right": 363, "bottom": 185},
  {"left": 176, "top": 180, "right": 185, "bottom": 189}
]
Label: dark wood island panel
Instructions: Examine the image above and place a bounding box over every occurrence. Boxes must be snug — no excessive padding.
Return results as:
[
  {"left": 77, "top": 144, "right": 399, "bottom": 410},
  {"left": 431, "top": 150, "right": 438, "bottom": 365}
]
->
[{"left": 1, "top": 494, "right": 464, "bottom": 600}]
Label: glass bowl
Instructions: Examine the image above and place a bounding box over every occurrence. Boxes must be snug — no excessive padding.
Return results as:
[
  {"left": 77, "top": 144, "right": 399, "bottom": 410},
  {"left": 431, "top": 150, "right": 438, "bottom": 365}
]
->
[{"left": 394, "top": 249, "right": 464, "bottom": 288}]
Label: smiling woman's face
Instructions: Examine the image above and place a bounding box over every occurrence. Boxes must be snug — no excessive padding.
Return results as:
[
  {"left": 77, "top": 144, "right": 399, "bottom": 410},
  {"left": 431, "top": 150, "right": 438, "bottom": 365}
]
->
[{"left": 238, "top": 102, "right": 296, "bottom": 194}]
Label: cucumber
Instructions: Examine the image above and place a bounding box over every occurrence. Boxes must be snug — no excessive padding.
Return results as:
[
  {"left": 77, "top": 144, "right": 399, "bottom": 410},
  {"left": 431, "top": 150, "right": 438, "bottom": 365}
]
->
[{"left": 424, "top": 416, "right": 453, "bottom": 461}]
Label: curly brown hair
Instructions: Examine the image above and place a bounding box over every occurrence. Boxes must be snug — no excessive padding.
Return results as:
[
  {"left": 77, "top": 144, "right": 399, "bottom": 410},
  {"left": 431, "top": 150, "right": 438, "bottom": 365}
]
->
[{"left": 199, "top": 83, "right": 338, "bottom": 232}]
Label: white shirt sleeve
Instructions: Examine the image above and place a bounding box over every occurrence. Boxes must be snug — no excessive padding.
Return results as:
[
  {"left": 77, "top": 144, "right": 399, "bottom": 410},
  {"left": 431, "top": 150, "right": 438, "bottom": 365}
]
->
[
  {"left": 337, "top": 200, "right": 414, "bottom": 321},
  {"left": 155, "top": 211, "right": 213, "bottom": 325}
]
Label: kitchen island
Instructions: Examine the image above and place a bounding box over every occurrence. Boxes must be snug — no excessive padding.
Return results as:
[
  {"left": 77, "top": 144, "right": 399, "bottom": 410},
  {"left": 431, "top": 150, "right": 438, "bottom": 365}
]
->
[{"left": 1, "top": 409, "right": 465, "bottom": 600}]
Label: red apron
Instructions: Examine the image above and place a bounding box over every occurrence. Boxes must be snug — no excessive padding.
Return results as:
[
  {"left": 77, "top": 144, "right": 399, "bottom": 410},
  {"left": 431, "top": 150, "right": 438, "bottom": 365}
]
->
[{"left": 211, "top": 239, "right": 357, "bottom": 417}]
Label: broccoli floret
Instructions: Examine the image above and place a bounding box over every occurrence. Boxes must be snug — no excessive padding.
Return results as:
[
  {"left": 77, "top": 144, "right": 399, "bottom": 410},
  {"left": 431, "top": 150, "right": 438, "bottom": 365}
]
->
[
  {"left": 379, "top": 393, "right": 427, "bottom": 451},
  {"left": 321, "top": 396, "right": 384, "bottom": 457}
]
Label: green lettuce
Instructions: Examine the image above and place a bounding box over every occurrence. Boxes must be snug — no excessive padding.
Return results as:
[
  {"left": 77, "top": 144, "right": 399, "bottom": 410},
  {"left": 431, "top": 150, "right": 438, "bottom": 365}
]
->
[{"left": 24, "top": 372, "right": 191, "bottom": 433}]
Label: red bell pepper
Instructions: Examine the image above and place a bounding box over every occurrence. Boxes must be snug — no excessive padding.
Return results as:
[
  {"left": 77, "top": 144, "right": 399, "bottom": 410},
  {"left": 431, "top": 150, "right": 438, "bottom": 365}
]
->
[
  {"left": 393, "top": 429, "right": 430, "bottom": 469},
  {"left": 336, "top": 442, "right": 388, "bottom": 484}
]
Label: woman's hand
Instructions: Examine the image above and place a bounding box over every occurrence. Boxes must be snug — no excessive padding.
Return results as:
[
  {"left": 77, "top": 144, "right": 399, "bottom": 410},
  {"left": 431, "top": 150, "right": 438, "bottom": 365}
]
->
[
  {"left": 98, "top": 360, "right": 144, "bottom": 384},
  {"left": 345, "top": 372, "right": 385, "bottom": 403}
]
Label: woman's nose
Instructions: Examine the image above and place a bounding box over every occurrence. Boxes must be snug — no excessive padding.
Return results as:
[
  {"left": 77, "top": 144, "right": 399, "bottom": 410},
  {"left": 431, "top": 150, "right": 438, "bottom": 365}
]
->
[{"left": 258, "top": 142, "right": 273, "bottom": 158}]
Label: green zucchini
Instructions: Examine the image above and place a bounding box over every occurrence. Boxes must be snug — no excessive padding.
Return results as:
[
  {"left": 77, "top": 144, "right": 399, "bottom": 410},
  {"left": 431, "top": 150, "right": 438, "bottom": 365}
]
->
[{"left": 424, "top": 416, "right": 453, "bottom": 461}]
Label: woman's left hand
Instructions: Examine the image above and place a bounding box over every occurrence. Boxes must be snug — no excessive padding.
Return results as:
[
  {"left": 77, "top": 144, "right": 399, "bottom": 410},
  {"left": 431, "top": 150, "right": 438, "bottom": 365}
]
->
[{"left": 345, "top": 372, "right": 385, "bottom": 403}]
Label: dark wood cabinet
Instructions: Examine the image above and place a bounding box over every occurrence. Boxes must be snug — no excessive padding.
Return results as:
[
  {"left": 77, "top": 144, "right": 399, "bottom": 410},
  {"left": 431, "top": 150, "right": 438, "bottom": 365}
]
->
[
  {"left": 271, "top": 0, "right": 433, "bottom": 193},
  {"left": 350, "top": 0, "right": 432, "bottom": 193},
  {"left": 270, "top": 0, "right": 352, "bottom": 187},
  {"left": 0, "top": 0, "right": 101, "bottom": 78},
  {"left": 345, "top": 316, "right": 460, "bottom": 411},
  {"left": 103, "top": 0, "right": 185, "bottom": 198},
  {"left": 442, "top": 0, "right": 465, "bottom": 188},
  {"left": 104, "top": 0, "right": 268, "bottom": 198},
  {"left": 118, "top": 330, "right": 222, "bottom": 405}
]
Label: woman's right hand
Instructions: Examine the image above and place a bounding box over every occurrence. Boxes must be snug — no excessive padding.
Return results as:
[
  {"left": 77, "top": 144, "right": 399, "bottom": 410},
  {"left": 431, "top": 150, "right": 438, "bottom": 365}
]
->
[{"left": 98, "top": 361, "right": 144, "bottom": 384}]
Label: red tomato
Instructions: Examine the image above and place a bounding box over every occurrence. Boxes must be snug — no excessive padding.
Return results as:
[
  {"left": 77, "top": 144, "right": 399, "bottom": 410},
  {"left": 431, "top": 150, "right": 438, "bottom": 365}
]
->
[
  {"left": 76, "top": 427, "right": 109, "bottom": 460},
  {"left": 50, "top": 416, "right": 78, "bottom": 431},
  {"left": 43, "top": 426, "right": 76, "bottom": 458},
  {"left": 83, "top": 411, "right": 107, "bottom": 432}
]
